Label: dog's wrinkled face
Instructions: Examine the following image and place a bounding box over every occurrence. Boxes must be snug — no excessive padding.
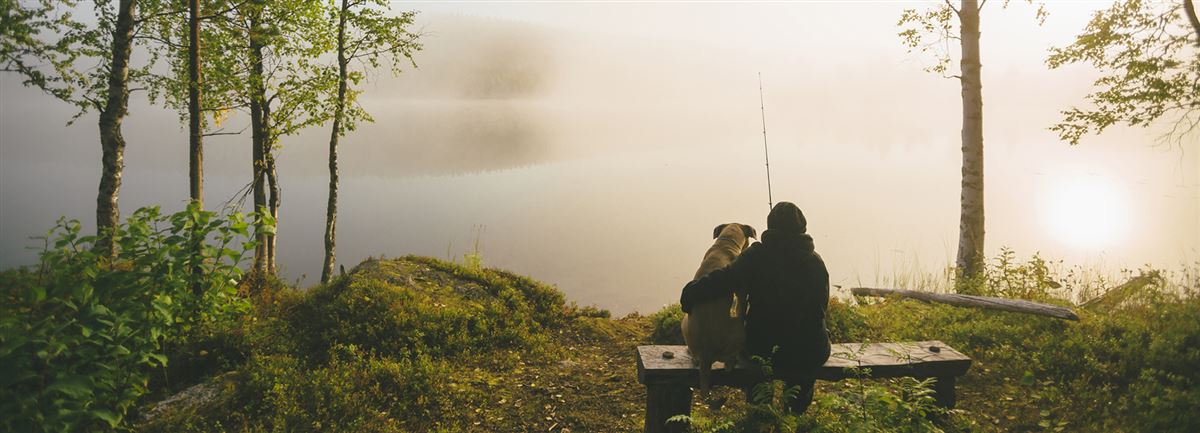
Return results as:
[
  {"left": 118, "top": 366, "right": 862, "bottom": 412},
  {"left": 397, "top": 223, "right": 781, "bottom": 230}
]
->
[{"left": 712, "top": 223, "right": 757, "bottom": 249}]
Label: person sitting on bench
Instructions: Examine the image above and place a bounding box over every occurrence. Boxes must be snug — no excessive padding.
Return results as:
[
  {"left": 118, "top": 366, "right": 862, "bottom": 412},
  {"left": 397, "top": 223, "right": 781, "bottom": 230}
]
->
[{"left": 680, "top": 201, "right": 831, "bottom": 416}]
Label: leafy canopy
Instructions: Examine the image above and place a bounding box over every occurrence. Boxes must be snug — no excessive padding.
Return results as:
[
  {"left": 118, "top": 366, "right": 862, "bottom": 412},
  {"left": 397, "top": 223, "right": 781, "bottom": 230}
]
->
[
  {"left": 898, "top": 0, "right": 1047, "bottom": 78},
  {"left": 1, "top": 0, "right": 170, "bottom": 120},
  {"left": 329, "top": 0, "right": 421, "bottom": 134},
  {"left": 1047, "top": 0, "right": 1200, "bottom": 145}
]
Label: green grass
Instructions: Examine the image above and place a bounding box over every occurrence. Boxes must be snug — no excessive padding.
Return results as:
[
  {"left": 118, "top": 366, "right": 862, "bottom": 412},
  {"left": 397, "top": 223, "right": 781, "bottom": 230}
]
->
[
  {"left": 648, "top": 252, "right": 1200, "bottom": 432},
  {"left": 135, "top": 256, "right": 653, "bottom": 433},
  {"left": 103, "top": 251, "right": 1200, "bottom": 432}
]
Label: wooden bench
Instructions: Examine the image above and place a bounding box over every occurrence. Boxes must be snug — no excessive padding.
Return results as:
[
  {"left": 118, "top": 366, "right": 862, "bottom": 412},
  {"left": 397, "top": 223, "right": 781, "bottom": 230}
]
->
[{"left": 636, "top": 340, "right": 971, "bottom": 433}]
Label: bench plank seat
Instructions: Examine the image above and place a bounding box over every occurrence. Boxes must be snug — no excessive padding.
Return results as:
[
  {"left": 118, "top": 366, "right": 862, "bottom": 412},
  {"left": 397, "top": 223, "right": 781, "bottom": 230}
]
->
[{"left": 636, "top": 341, "right": 972, "bottom": 433}]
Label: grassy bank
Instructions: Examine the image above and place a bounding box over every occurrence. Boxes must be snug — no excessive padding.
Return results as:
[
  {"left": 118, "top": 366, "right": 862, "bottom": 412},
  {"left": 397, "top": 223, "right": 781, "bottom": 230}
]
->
[
  {"left": 648, "top": 257, "right": 1200, "bottom": 433},
  {"left": 137, "top": 256, "right": 651, "bottom": 433},
  {"left": 5, "top": 240, "right": 1197, "bottom": 432}
]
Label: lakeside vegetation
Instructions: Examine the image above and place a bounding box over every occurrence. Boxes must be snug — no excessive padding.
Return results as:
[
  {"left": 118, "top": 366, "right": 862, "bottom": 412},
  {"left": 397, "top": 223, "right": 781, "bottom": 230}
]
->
[
  {"left": 2, "top": 210, "right": 1196, "bottom": 432},
  {"left": 2, "top": 1, "right": 1198, "bottom": 431}
]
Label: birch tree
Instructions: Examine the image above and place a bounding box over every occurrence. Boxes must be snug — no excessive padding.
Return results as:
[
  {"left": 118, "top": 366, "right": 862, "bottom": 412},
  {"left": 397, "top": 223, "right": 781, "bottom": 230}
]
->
[
  {"left": 1, "top": 0, "right": 167, "bottom": 256},
  {"left": 187, "top": 0, "right": 202, "bottom": 205},
  {"left": 898, "top": 0, "right": 1046, "bottom": 282},
  {"left": 321, "top": 0, "right": 420, "bottom": 283},
  {"left": 219, "top": 0, "right": 333, "bottom": 275}
]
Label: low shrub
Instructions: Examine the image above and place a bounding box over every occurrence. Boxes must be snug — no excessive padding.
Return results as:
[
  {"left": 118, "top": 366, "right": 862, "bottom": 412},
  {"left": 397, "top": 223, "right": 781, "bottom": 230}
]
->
[
  {"left": 671, "top": 356, "right": 948, "bottom": 433},
  {"left": 800, "top": 377, "right": 946, "bottom": 433},
  {"left": 0, "top": 204, "right": 257, "bottom": 432},
  {"left": 860, "top": 268, "right": 1200, "bottom": 432},
  {"left": 280, "top": 257, "right": 564, "bottom": 363},
  {"left": 241, "top": 344, "right": 448, "bottom": 433},
  {"left": 135, "top": 256, "right": 578, "bottom": 432},
  {"left": 648, "top": 303, "right": 685, "bottom": 344},
  {"left": 825, "top": 298, "right": 875, "bottom": 343}
]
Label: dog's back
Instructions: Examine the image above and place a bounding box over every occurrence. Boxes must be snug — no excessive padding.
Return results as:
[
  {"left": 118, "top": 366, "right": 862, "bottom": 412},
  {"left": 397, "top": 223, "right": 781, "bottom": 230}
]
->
[{"left": 682, "top": 223, "right": 755, "bottom": 393}]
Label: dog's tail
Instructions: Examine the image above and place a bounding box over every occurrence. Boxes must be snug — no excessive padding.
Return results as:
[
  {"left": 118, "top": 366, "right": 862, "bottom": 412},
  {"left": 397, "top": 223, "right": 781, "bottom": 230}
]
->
[{"left": 698, "top": 360, "right": 713, "bottom": 395}]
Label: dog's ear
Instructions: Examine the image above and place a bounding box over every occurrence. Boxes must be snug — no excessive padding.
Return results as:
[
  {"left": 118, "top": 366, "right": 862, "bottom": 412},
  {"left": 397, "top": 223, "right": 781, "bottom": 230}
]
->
[
  {"left": 742, "top": 225, "right": 757, "bottom": 239},
  {"left": 713, "top": 224, "right": 729, "bottom": 239}
]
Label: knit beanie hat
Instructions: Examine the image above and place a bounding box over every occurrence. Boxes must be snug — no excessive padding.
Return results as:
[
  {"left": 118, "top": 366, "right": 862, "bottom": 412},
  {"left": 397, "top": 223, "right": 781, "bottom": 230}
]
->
[{"left": 767, "top": 201, "right": 807, "bottom": 234}]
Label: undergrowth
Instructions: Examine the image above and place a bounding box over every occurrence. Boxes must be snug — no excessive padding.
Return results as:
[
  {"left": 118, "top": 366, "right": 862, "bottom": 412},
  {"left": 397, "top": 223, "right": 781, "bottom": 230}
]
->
[
  {"left": 649, "top": 250, "right": 1200, "bottom": 432},
  {"left": 0, "top": 205, "right": 257, "bottom": 433},
  {"left": 6, "top": 230, "right": 1195, "bottom": 432},
  {"left": 137, "top": 256, "right": 588, "bottom": 432}
]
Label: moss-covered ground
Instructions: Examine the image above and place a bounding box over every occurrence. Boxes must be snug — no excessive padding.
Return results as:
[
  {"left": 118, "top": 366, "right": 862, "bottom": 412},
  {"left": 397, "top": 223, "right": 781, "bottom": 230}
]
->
[{"left": 134, "top": 256, "right": 1199, "bottom": 433}]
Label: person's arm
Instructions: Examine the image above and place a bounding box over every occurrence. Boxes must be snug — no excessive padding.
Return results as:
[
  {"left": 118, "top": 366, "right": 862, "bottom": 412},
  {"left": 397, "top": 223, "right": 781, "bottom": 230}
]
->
[
  {"left": 680, "top": 244, "right": 760, "bottom": 313},
  {"left": 814, "top": 252, "right": 830, "bottom": 317}
]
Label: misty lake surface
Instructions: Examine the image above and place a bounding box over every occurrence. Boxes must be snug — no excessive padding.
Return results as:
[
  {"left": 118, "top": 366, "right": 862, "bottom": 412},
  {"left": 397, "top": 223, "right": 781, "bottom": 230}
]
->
[
  {"left": 2, "top": 5, "right": 1197, "bottom": 314},
  {"left": 3, "top": 137, "right": 1195, "bottom": 315}
]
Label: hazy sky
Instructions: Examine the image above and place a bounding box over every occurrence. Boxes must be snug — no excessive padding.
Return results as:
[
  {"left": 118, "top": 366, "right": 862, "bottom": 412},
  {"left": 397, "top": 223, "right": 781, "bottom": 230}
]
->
[{"left": 1, "top": 1, "right": 1196, "bottom": 313}]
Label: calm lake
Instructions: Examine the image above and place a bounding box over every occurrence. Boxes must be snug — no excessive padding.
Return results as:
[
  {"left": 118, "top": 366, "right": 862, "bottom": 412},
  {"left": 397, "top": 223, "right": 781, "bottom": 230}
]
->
[{"left": 2, "top": 7, "right": 1196, "bottom": 314}]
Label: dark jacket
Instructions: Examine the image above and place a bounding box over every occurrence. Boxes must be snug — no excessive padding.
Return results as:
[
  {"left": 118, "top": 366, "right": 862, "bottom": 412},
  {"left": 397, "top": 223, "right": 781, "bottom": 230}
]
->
[{"left": 680, "top": 228, "right": 831, "bottom": 372}]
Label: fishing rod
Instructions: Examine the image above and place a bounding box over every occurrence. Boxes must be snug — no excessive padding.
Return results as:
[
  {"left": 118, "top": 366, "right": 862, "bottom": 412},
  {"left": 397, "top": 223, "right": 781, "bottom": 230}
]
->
[{"left": 758, "top": 72, "right": 774, "bottom": 211}]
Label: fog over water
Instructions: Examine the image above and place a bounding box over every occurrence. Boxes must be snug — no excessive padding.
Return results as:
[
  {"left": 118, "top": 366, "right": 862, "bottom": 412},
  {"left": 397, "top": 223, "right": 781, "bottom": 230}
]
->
[{"left": 1, "top": 2, "right": 1197, "bottom": 314}]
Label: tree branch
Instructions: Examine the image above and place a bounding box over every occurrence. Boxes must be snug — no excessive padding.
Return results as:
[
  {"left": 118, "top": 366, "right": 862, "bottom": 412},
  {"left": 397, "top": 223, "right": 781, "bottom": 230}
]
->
[
  {"left": 202, "top": 125, "right": 248, "bottom": 137},
  {"left": 199, "top": 0, "right": 254, "bottom": 21},
  {"left": 134, "top": 33, "right": 185, "bottom": 49},
  {"left": 1184, "top": 0, "right": 1200, "bottom": 47},
  {"left": 945, "top": 0, "right": 961, "bottom": 16},
  {"left": 134, "top": 6, "right": 187, "bottom": 24},
  {"left": 347, "top": 41, "right": 417, "bottom": 61},
  {"left": 202, "top": 103, "right": 248, "bottom": 112}
]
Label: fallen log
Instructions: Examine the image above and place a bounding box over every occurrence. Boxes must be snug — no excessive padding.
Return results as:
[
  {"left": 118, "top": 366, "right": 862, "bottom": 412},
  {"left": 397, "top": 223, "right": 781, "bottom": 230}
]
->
[
  {"left": 1080, "top": 271, "right": 1162, "bottom": 311},
  {"left": 851, "top": 287, "right": 1079, "bottom": 321}
]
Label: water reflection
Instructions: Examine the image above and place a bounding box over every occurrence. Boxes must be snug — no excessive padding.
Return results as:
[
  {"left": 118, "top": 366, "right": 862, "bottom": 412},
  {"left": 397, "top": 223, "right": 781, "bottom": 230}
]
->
[{"left": 1, "top": 10, "right": 1196, "bottom": 315}]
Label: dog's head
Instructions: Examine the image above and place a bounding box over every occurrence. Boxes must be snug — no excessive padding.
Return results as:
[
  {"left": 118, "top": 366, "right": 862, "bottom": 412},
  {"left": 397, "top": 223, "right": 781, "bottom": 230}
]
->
[{"left": 713, "top": 223, "right": 757, "bottom": 249}]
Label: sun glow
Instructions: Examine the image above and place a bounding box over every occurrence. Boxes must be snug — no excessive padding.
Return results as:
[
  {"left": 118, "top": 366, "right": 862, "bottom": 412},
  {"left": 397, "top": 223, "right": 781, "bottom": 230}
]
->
[{"left": 1038, "top": 175, "right": 1131, "bottom": 251}]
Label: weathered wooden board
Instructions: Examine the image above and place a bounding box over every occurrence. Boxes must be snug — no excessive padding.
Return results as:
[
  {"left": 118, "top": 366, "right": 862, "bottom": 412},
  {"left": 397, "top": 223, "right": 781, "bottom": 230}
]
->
[
  {"left": 851, "top": 287, "right": 1080, "bottom": 321},
  {"left": 637, "top": 341, "right": 971, "bottom": 386}
]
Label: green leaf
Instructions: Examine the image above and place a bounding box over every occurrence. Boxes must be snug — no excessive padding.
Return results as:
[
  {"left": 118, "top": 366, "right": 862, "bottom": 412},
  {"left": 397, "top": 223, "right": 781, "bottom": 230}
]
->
[
  {"left": 1020, "top": 370, "right": 1036, "bottom": 386},
  {"left": 0, "top": 370, "right": 38, "bottom": 388},
  {"left": 145, "top": 352, "right": 168, "bottom": 367},
  {"left": 91, "top": 409, "right": 121, "bottom": 427},
  {"left": 46, "top": 375, "right": 93, "bottom": 398}
]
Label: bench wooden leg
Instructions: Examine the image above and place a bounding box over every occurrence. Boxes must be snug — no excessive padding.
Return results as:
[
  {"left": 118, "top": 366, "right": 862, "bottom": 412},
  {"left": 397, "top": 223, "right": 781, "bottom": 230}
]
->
[
  {"left": 932, "top": 376, "right": 956, "bottom": 408},
  {"left": 645, "top": 384, "right": 692, "bottom": 433}
]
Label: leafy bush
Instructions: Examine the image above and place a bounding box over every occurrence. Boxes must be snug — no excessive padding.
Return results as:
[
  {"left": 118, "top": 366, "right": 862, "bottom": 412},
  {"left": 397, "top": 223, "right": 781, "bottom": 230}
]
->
[
  {"left": 825, "top": 298, "right": 876, "bottom": 343},
  {"left": 280, "top": 257, "right": 564, "bottom": 363},
  {"left": 671, "top": 355, "right": 946, "bottom": 433},
  {"left": 956, "top": 248, "right": 1071, "bottom": 301},
  {"left": 138, "top": 256, "right": 578, "bottom": 432},
  {"left": 658, "top": 252, "right": 1198, "bottom": 432},
  {"left": 140, "top": 344, "right": 451, "bottom": 433},
  {"left": 0, "top": 204, "right": 256, "bottom": 432},
  {"left": 859, "top": 257, "right": 1200, "bottom": 432},
  {"left": 242, "top": 344, "right": 448, "bottom": 433},
  {"left": 648, "top": 303, "right": 685, "bottom": 344},
  {"left": 570, "top": 303, "right": 612, "bottom": 319},
  {"left": 800, "top": 377, "right": 946, "bottom": 433}
]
